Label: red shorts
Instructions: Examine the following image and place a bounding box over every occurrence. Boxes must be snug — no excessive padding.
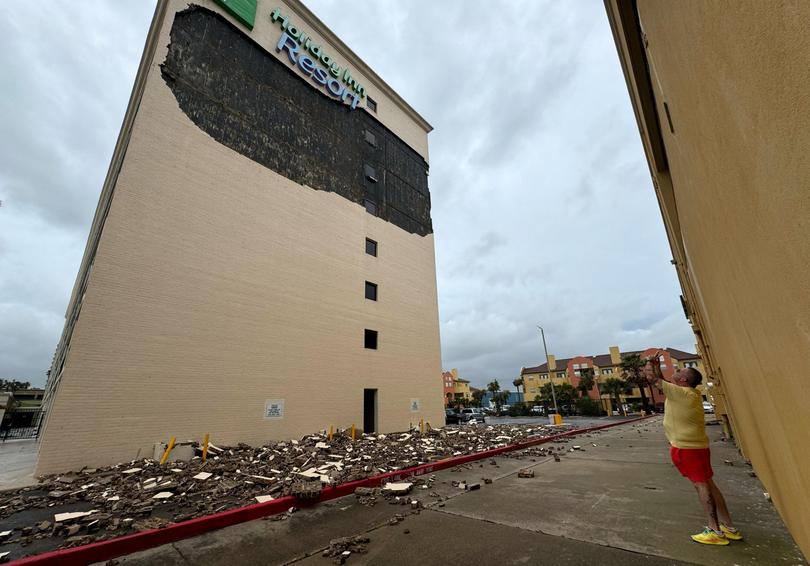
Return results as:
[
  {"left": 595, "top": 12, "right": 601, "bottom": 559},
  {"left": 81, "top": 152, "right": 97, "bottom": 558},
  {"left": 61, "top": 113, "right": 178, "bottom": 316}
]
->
[{"left": 670, "top": 446, "right": 713, "bottom": 482}]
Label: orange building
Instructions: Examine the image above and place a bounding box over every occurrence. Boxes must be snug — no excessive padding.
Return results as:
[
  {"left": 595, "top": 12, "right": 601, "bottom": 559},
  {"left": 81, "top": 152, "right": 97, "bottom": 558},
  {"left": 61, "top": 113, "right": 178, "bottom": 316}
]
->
[{"left": 441, "top": 368, "right": 472, "bottom": 406}]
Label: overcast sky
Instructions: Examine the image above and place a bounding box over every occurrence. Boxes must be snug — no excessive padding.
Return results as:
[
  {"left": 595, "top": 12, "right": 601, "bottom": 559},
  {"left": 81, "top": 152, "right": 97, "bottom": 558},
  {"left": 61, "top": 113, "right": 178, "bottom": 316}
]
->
[{"left": 0, "top": 1, "right": 694, "bottom": 390}]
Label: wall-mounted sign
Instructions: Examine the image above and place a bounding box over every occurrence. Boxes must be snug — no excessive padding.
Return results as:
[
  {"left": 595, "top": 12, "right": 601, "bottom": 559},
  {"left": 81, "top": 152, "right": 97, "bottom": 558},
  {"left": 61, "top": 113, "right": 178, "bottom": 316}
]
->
[
  {"left": 264, "top": 399, "right": 285, "bottom": 419},
  {"left": 213, "top": 2, "right": 366, "bottom": 110},
  {"left": 271, "top": 8, "right": 365, "bottom": 110},
  {"left": 214, "top": 0, "right": 257, "bottom": 29}
]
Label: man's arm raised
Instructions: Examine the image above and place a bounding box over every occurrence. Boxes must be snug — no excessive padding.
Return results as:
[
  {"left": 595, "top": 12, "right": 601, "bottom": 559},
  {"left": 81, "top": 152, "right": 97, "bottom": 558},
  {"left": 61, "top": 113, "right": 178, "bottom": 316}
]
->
[{"left": 643, "top": 351, "right": 667, "bottom": 385}]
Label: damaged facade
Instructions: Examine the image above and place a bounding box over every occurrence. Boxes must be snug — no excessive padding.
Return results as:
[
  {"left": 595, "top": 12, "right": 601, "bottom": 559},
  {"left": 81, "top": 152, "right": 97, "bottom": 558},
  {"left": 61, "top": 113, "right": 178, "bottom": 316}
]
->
[{"left": 37, "top": 0, "right": 441, "bottom": 475}]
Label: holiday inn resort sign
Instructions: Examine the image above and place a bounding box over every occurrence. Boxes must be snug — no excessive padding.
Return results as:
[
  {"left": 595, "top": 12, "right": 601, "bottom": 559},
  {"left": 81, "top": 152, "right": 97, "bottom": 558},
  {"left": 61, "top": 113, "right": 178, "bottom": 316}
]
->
[{"left": 214, "top": 0, "right": 367, "bottom": 109}]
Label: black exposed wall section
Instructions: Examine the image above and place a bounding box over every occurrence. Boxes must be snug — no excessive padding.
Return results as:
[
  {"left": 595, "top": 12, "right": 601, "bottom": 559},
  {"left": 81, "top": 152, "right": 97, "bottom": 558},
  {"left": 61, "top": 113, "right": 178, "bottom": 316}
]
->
[{"left": 160, "top": 6, "right": 432, "bottom": 236}]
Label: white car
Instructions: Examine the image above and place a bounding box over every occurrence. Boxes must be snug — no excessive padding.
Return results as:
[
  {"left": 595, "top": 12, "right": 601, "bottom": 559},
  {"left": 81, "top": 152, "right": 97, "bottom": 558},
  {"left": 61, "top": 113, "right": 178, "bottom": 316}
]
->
[
  {"left": 702, "top": 401, "right": 714, "bottom": 414},
  {"left": 460, "top": 408, "right": 486, "bottom": 423},
  {"left": 530, "top": 406, "right": 545, "bottom": 415}
]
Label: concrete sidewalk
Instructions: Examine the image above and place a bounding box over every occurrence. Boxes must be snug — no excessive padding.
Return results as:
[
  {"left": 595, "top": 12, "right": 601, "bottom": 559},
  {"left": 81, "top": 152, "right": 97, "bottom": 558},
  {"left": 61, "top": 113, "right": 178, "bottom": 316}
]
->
[
  {"left": 0, "top": 439, "right": 38, "bottom": 491},
  {"left": 105, "top": 417, "right": 805, "bottom": 566}
]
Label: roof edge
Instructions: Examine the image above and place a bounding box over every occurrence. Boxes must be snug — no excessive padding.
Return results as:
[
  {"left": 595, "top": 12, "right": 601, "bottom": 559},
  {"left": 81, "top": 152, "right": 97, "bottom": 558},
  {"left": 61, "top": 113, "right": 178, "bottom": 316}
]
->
[{"left": 286, "top": 0, "right": 433, "bottom": 134}]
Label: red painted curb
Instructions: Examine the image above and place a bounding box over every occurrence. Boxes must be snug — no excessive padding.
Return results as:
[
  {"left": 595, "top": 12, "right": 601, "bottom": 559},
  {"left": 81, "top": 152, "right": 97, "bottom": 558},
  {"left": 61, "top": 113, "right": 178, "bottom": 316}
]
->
[{"left": 9, "top": 416, "right": 652, "bottom": 565}]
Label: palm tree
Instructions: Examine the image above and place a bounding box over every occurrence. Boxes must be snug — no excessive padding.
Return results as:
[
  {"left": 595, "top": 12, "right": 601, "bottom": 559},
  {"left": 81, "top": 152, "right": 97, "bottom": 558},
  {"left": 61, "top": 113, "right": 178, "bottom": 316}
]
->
[
  {"left": 512, "top": 378, "right": 523, "bottom": 397},
  {"left": 602, "top": 377, "right": 630, "bottom": 414},
  {"left": 577, "top": 368, "right": 596, "bottom": 398},
  {"left": 495, "top": 391, "right": 511, "bottom": 413},
  {"left": 620, "top": 353, "right": 651, "bottom": 412},
  {"left": 487, "top": 380, "right": 502, "bottom": 412}
]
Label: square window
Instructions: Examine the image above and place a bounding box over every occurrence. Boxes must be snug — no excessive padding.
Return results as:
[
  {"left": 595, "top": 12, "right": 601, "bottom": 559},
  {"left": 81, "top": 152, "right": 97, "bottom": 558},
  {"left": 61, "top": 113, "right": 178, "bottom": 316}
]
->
[
  {"left": 364, "top": 329, "right": 378, "bottom": 350},
  {"left": 367, "top": 96, "right": 377, "bottom": 112},
  {"left": 364, "top": 199, "right": 377, "bottom": 216},
  {"left": 365, "top": 238, "right": 377, "bottom": 256},
  {"left": 364, "top": 164, "right": 378, "bottom": 183},
  {"left": 365, "top": 281, "right": 378, "bottom": 301},
  {"left": 364, "top": 130, "right": 377, "bottom": 147}
]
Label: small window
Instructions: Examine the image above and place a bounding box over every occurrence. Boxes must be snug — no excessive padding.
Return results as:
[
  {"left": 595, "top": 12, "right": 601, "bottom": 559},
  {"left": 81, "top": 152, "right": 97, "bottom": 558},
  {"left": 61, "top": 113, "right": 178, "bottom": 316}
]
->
[
  {"left": 367, "top": 96, "right": 377, "bottom": 112},
  {"left": 364, "top": 164, "right": 378, "bottom": 183},
  {"left": 364, "top": 329, "right": 378, "bottom": 350},
  {"left": 364, "top": 199, "right": 377, "bottom": 216},
  {"left": 365, "top": 281, "right": 378, "bottom": 301},
  {"left": 365, "top": 238, "right": 377, "bottom": 257},
  {"left": 364, "top": 130, "right": 377, "bottom": 147}
]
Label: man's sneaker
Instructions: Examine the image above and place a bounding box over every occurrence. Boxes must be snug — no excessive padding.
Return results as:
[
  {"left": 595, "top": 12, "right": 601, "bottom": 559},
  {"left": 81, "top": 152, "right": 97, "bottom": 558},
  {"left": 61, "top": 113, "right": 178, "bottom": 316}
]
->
[
  {"left": 720, "top": 524, "right": 743, "bottom": 541},
  {"left": 691, "top": 527, "right": 730, "bottom": 545}
]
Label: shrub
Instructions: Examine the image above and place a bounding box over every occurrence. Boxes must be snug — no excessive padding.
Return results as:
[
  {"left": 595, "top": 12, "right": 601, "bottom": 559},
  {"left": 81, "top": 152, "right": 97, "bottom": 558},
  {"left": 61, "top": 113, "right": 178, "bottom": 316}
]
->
[
  {"left": 576, "top": 397, "right": 602, "bottom": 416},
  {"left": 507, "top": 404, "right": 522, "bottom": 417}
]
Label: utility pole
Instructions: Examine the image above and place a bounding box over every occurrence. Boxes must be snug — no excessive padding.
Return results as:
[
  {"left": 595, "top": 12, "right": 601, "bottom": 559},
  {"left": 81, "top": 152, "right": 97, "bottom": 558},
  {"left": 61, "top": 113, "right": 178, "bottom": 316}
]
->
[{"left": 537, "top": 326, "right": 559, "bottom": 415}]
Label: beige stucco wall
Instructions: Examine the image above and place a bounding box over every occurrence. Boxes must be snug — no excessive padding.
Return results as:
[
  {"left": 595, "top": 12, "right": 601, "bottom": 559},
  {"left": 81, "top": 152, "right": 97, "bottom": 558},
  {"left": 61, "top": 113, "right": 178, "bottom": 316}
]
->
[
  {"left": 36, "top": 0, "right": 442, "bottom": 475},
  {"left": 613, "top": 0, "right": 810, "bottom": 554}
]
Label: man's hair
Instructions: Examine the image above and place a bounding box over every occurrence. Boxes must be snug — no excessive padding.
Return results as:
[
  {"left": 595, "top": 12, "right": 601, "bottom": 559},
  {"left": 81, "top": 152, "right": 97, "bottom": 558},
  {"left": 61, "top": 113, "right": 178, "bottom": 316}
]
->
[{"left": 685, "top": 367, "right": 703, "bottom": 388}]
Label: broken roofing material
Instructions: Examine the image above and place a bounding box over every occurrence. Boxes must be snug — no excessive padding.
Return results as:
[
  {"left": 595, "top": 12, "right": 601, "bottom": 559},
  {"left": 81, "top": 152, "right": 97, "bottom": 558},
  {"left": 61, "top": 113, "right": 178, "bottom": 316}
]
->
[{"left": 0, "top": 422, "right": 575, "bottom": 557}]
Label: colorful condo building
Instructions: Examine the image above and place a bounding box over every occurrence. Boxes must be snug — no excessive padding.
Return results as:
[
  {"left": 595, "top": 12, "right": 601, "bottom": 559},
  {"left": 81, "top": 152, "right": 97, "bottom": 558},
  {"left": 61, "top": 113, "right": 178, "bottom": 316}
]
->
[
  {"left": 37, "top": 0, "right": 442, "bottom": 475},
  {"left": 442, "top": 369, "right": 472, "bottom": 406},
  {"left": 521, "top": 346, "right": 704, "bottom": 413}
]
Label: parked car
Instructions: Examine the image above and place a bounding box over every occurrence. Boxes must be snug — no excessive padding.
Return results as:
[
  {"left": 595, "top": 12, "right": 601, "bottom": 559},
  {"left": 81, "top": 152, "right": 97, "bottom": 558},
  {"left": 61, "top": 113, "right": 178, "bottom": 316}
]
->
[
  {"left": 530, "top": 405, "right": 545, "bottom": 415},
  {"left": 445, "top": 409, "right": 461, "bottom": 425},
  {"left": 460, "top": 408, "right": 486, "bottom": 423},
  {"left": 702, "top": 401, "right": 714, "bottom": 414}
]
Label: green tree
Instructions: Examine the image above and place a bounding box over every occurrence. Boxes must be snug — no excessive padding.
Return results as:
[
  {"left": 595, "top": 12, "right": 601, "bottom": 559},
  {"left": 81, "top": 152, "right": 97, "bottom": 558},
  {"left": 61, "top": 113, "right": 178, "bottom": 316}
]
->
[
  {"left": 471, "top": 389, "right": 485, "bottom": 408},
  {"left": 494, "top": 391, "right": 511, "bottom": 413},
  {"left": 487, "top": 380, "right": 505, "bottom": 412},
  {"left": 555, "top": 383, "right": 577, "bottom": 406},
  {"left": 575, "top": 397, "right": 601, "bottom": 416},
  {"left": 538, "top": 382, "right": 576, "bottom": 413},
  {"left": 537, "top": 383, "right": 555, "bottom": 409},
  {"left": 0, "top": 379, "right": 31, "bottom": 392},
  {"left": 602, "top": 377, "right": 630, "bottom": 414},
  {"left": 512, "top": 378, "right": 523, "bottom": 397},
  {"left": 576, "top": 368, "right": 596, "bottom": 398},
  {"left": 620, "top": 353, "right": 651, "bottom": 413}
]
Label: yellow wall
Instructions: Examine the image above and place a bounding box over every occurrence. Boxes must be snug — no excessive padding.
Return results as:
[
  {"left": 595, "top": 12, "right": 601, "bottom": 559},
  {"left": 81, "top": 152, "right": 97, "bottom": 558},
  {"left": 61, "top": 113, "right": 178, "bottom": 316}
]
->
[
  {"left": 606, "top": 0, "right": 810, "bottom": 554},
  {"left": 453, "top": 380, "right": 472, "bottom": 401},
  {"left": 522, "top": 371, "right": 567, "bottom": 403}
]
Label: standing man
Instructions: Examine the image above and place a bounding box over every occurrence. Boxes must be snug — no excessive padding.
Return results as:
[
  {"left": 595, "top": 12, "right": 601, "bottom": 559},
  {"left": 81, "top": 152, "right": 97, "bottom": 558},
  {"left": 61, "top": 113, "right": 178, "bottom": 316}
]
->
[{"left": 644, "top": 353, "right": 742, "bottom": 545}]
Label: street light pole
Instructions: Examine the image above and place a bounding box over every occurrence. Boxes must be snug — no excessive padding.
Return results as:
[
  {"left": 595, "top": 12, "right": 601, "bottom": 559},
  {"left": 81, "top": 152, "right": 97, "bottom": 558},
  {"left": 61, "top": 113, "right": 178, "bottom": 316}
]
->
[{"left": 537, "top": 325, "right": 559, "bottom": 415}]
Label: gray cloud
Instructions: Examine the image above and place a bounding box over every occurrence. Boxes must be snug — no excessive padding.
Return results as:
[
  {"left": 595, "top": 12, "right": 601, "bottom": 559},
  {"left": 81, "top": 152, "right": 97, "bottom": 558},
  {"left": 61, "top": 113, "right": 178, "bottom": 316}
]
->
[{"left": 0, "top": 1, "right": 695, "bottom": 389}]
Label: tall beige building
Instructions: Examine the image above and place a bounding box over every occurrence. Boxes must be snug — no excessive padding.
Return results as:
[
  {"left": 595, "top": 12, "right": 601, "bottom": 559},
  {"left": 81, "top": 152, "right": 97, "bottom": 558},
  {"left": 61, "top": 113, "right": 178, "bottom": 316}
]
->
[
  {"left": 605, "top": 0, "right": 810, "bottom": 555},
  {"left": 38, "top": 0, "right": 442, "bottom": 475}
]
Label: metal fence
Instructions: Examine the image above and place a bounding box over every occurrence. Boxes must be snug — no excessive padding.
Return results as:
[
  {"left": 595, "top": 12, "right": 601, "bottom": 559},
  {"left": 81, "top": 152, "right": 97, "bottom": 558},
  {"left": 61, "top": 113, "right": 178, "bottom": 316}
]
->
[{"left": 1, "top": 407, "right": 45, "bottom": 441}]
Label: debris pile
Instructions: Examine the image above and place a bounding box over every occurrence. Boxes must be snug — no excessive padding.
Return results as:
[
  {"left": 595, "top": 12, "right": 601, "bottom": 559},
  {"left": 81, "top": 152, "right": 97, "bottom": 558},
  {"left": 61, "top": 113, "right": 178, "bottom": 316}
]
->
[
  {"left": 322, "top": 535, "right": 371, "bottom": 565},
  {"left": 0, "top": 422, "right": 573, "bottom": 557}
]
